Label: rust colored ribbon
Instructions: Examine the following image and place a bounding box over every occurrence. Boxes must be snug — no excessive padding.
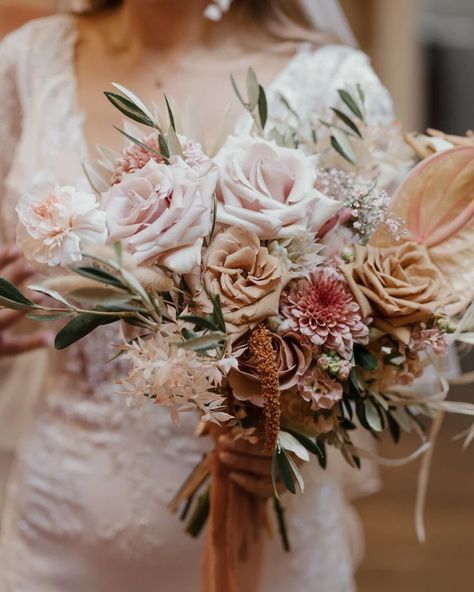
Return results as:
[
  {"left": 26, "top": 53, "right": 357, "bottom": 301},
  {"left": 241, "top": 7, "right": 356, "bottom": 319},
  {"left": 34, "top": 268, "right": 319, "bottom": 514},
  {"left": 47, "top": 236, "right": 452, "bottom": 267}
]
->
[{"left": 201, "top": 447, "right": 266, "bottom": 592}]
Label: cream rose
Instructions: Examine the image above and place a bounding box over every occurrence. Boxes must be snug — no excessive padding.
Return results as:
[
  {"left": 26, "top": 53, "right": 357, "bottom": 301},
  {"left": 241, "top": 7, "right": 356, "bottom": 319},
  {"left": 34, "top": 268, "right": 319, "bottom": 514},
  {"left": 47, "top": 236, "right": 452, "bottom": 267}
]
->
[
  {"left": 102, "top": 157, "right": 217, "bottom": 273},
  {"left": 214, "top": 135, "right": 342, "bottom": 239},
  {"left": 341, "top": 242, "right": 451, "bottom": 342},
  {"left": 202, "top": 225, "right": 287, "bottom": 333},
  {"left": 16, "top": 183, "right": 107, "bottom": 267},
  {"left": 228, "top": 331, "right": 312, "bottom": 406}
]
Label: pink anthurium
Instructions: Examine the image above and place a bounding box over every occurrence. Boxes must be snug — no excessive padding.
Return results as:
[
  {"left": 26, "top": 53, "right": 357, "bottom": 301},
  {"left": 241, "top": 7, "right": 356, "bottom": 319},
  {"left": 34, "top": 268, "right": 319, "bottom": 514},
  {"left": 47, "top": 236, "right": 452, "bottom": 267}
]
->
[{"left": 371, "top": 146, "right": 474, "bottom": 307}]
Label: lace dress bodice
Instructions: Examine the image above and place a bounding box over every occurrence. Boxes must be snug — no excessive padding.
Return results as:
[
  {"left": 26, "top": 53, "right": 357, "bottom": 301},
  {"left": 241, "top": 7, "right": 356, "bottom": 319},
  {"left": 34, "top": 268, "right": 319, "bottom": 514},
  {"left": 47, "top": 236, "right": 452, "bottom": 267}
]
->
[{"left": 0, "top": 15, "right": 394, "bottom": 592}]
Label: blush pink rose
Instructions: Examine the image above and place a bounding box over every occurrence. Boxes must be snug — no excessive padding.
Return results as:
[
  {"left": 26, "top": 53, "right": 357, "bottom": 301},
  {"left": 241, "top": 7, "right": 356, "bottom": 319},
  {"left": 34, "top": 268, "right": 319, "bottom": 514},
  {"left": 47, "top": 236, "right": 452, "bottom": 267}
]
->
[
  {"left": 214, "top": 135, "right": 342, "bottom": 239},
  {"left": 102, "top": 157, "right": 217, "bottom": 273}
]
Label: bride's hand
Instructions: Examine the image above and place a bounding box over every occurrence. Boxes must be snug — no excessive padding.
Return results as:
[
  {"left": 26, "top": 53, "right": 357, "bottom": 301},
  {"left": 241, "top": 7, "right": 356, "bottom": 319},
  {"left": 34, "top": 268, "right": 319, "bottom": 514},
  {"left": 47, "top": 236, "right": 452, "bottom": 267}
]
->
[
  {"left": 217, "top": 433, "right": 285, "bottom": 499},
  {"left": 0, "top": 244, "right": 53, "bottom": 357}
]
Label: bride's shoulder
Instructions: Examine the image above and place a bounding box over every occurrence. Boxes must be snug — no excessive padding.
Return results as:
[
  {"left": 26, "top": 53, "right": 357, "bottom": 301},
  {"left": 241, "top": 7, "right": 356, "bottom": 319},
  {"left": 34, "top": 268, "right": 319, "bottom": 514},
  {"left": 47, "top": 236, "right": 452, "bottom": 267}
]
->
[
  {"left": 296, "top": 43, "right": 381, "bottom": 85},
  {"left": 0, "top": 14, "right": 75, "bottom": 64},
  {"left": 287, "top": 42, "right": 394, "bottom": 123}
]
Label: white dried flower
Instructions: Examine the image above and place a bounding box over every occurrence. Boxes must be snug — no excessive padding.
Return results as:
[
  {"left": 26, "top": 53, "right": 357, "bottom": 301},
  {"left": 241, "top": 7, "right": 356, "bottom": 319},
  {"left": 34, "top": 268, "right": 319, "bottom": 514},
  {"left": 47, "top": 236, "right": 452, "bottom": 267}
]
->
[{"left": 119, "top": 326, "right": 233, "bottom": 425}]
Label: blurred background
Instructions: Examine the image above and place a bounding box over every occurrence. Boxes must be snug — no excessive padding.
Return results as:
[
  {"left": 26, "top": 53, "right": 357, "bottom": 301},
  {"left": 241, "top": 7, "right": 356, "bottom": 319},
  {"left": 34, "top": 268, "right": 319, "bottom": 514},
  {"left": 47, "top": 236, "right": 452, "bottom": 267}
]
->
[{"left": 0, "top": 1, "right": 473, "bottom": 591}]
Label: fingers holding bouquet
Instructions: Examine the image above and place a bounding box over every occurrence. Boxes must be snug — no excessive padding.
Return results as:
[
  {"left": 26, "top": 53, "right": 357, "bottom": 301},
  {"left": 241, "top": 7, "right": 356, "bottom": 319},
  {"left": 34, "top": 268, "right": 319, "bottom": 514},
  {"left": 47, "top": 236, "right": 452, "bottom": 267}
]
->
[{"left": 217, "top": 434, "right": 289, "bottom": 499}]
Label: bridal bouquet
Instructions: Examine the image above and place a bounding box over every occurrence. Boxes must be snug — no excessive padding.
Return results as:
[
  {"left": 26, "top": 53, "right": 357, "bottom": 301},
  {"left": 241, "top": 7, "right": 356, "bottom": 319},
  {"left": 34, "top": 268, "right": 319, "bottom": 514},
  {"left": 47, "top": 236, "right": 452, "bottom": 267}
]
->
[{"left": 1, "top": 72, "right": 473, "bottom": 588}]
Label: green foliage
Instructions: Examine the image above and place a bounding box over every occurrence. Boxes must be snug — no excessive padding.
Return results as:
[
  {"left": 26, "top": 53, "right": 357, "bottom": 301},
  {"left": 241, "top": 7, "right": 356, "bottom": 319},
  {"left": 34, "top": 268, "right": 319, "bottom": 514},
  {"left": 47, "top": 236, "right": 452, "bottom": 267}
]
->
[
  {"left": 0, "top": 277, "right": 34, "bottom": 309},
  {"left": 179, "top": 332, "right": 226, "bottom": 353},
  {"left": 104, "top": 92, "right": 156, "bottom": 128},
  {"left": 185, "top": 487, "right": 210, "bottom": 538},
  {"left": 231, "top": 69, "right": 269, "bottom": 133},
  {"left": 164, "top": 94, "right": 176, "bottom": 131},
  {"left": 26, "top": 312, "right": 72, "bottom": 322},
  {"left": 338, "top": 88, "right": 364, "bottom": 120},
  {"left": 273, "top": 498, "right": 291, "bottom": 552},
  {"left": 258, "top": 85, "right": 268, "bottom": 129},
  {"left": 74, "top": 266, "right": 127, "bottom": 290},
  {"left": 272, "top": 447, "right": 297, "bottom": 495},
  {"left": 158, "top": 134, "right": 171, "bottom": 159},
  {"left": 330, "top": 107, "right": 362, "bottom": 137},
  {"left": 354, "top": 345, "right": 378, "bottom": 371},
  {"left": 330, "top": 129, "right": 357, "bottom": 165},
  {"left": 55, "top": 313, "right": 120, "bottom": 350},
  {"left": 284, "top": 429, "right": 327, "bottom": 469},
  {"left": 113, "top": 126, "right": 163, "bottom": 159},
  {"left": 319, "top": 85, "right": 368, "bottom": 166}
]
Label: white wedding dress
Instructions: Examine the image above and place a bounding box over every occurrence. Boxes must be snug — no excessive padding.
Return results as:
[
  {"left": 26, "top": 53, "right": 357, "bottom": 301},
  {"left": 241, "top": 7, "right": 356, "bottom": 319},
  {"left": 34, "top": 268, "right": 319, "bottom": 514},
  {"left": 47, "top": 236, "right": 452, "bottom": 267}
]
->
[{"left": 0, "top": 15, "right": 394, "bottom": 592}]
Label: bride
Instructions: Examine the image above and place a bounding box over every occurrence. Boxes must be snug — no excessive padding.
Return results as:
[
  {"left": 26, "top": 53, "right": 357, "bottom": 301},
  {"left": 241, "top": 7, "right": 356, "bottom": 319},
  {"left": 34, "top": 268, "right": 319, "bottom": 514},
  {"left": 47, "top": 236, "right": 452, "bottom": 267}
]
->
[{"left": 0, "top": 0, "right": 394, "bottom": 590}]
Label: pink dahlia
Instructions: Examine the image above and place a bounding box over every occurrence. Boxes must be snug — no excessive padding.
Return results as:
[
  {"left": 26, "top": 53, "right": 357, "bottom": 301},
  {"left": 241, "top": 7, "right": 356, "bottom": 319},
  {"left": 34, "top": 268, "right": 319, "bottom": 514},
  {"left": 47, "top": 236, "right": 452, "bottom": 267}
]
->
[{"left": 280, "top": 268, "right": 369, "bottom": 359}]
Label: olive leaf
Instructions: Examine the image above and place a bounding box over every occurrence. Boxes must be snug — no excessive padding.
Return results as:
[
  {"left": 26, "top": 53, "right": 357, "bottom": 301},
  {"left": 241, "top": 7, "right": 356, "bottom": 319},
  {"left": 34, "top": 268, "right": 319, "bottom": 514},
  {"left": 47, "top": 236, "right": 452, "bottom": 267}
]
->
[
  {"left": 338, "top": 88, "right": 364, "bottom": 120},
  {"left": 277, "top": 431, "right": 310, "bottom": 462},
  {"left": 364, "top": 399, "right": 384, "bottom": 432},
  {"left": 164, "top": 94, "right": 176, "bottom": 131},
  {"left": 158, "top": 134, "right": 171, "bottom": 159},
  {"left": 331, "top": 128, "right": 357, "bottom": 165},
  {"left": 230, "top": 74, "right": 246, "bottom": 107},
  {"left": 0, "top": 277, "right": 34, "bottom": 307},
  {"left": 26, "top": 312, "right": 72, "bottom": 322},
  {"left": 27, "top": 284, "right": 73, "bottom": 308},
  {"left": 273, "top": 448, "right": 297, "bottom": 495},
  {"left": 113, "top": 126, "right": 162, "bottom": 158},
  {"left": 179, "top": 332, "right": 226, "bottom": 352},
  {"left": 55, "top": 313, "right": 120, "bottom": 350},
  {"left": 284, "top": 429, "right": 327, "bottom": 469},
  {"left": 179, "top": 314, "right": 219, "bottom": 332},
  {"left": 354, "top": 345, "right": 378, "bottom": 371},
  {"left": 167, "top": 125, "right": 184, "bottom": 157},
  {"left": 111, "top": 82, "right": 156, "bottom": 123},
  {"left": 246, "top": 68, "right": 260, "bottom": 110},
  {"left": 104, "top": 92, "right": 155, "bottom": 128},
  {"left": 330, "top": 107, "right": 362, "bottom": 137},
  {"left": 74, "top": 266, "right": 127, "bottom": 290},
  {"left": 258, "top": 85, "right": 268, "bottom": 130}
]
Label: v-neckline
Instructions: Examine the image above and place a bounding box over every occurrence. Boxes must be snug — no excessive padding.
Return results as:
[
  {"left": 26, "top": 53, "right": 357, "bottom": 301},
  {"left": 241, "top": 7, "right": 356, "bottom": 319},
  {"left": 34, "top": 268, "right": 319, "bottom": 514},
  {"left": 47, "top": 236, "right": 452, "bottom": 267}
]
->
[{"left": 62, "top": 14, "right": 315, "bottom": 159}]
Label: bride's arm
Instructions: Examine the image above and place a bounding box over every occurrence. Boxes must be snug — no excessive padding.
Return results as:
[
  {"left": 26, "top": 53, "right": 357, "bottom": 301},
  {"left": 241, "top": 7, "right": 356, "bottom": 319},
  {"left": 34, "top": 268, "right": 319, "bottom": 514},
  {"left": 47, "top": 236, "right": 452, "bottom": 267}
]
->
[
  {"left": 0, "top": 32, "right": 52, "bottom": 356},
  {"left": 0, "top": 31, "right": 22, "bottom": 212}
]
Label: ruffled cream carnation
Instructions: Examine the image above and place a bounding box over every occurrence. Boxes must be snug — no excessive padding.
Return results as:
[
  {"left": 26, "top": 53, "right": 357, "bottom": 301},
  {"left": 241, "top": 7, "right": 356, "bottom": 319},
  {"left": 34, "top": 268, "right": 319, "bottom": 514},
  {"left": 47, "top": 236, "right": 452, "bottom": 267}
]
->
[{"left": 16, "top": 182, "right": 107, "bottom": 267}]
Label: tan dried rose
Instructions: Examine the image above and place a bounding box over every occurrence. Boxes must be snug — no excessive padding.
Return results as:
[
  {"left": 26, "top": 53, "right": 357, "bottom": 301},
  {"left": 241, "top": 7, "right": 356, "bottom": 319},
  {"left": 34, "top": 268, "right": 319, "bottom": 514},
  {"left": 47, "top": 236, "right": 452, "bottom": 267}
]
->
[
  {"left": 227, "top": 331, "right": 312, "bottom": 406},
  {"left": 340, "top": 241, "right": 451, "bottom": 343},
  {"left": 202, "top": 225, "right": 287, "bottom": 334}
]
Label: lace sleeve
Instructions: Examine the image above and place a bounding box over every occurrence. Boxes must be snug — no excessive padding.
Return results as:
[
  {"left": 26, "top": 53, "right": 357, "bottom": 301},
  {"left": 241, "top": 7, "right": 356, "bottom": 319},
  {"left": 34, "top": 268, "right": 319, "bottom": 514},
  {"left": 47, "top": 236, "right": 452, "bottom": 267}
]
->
[
  {"left": 0, "top": 32, "right": 22, "bottom": 222},
  {"left": 263, "top": 43, "right": 396, "bottom": 141},
  {"left": 317, "top": 44, "right": 395, "bottom": 125}
]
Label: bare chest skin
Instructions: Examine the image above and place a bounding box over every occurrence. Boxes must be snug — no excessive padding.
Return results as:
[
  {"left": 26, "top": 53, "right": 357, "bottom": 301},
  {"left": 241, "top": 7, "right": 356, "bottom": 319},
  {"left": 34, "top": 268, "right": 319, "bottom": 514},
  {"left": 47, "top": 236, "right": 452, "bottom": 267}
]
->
[{"left": 74, "top": 17, "right": 301, "bottom": 154}]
